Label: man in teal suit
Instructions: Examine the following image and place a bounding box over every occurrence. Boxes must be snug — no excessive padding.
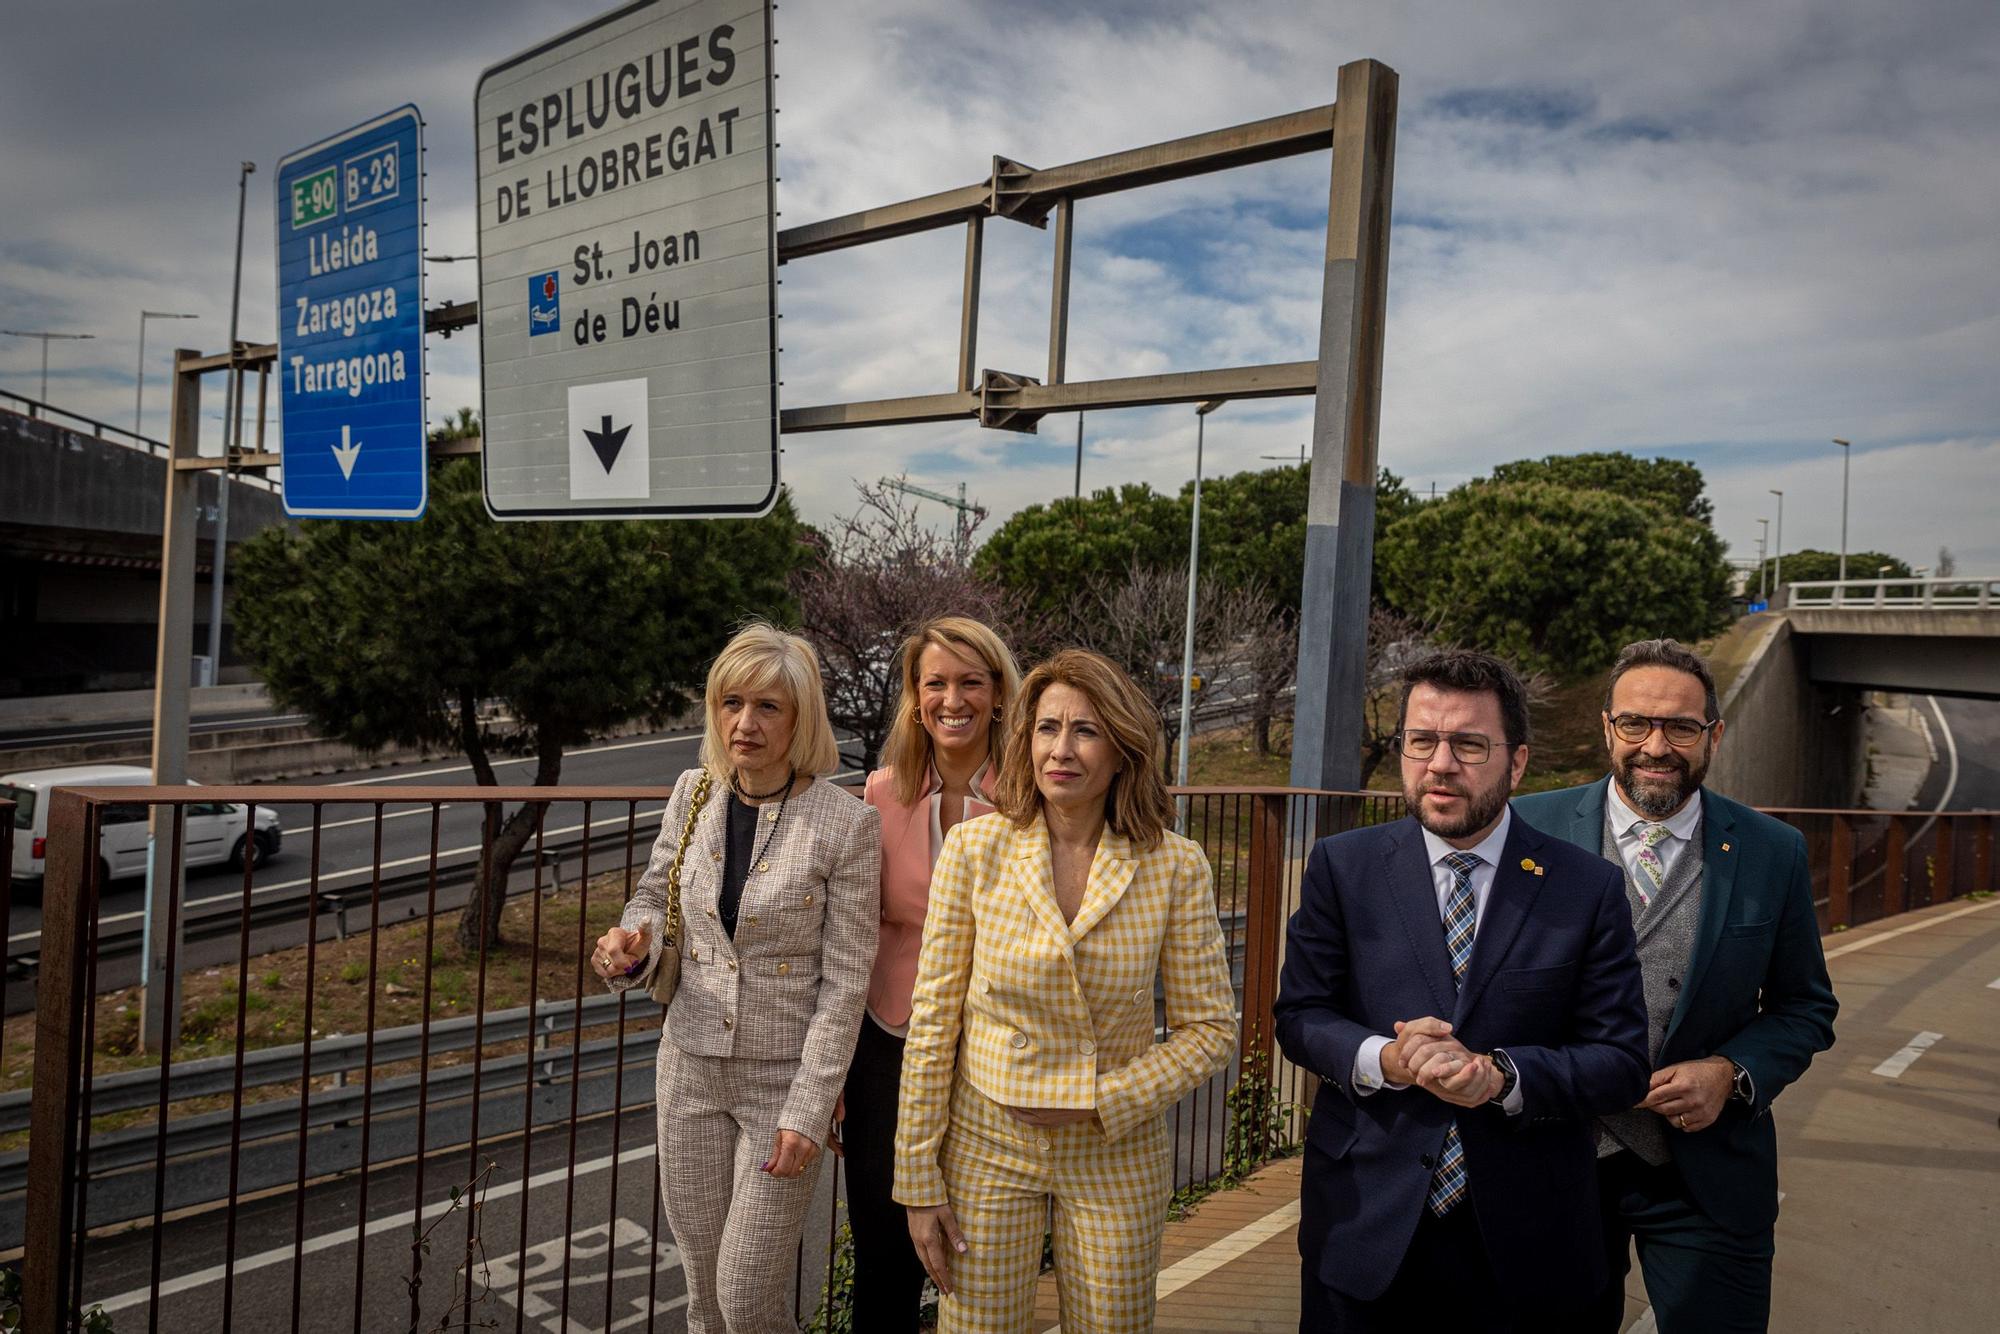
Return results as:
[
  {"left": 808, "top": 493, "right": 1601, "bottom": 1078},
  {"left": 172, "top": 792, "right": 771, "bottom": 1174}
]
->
[{"left": 1512, "top": 639, "right": 1836, "bottom": 1333}]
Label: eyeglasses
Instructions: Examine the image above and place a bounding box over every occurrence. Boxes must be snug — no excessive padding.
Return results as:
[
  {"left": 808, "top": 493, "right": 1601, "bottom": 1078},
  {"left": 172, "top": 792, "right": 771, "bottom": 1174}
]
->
[
  {"left": 1395, "top": 730, "right": 1502, "bottom": 765},
  {"left": 1608, "top": 713, "right": 1719, "bottom": 747}
]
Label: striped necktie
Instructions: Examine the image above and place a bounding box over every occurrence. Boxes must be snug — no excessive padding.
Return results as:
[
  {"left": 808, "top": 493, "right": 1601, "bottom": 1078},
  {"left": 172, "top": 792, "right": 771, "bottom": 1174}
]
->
[{"left": 1426, "top": 850, "right": 1481, "bottom": 1216}]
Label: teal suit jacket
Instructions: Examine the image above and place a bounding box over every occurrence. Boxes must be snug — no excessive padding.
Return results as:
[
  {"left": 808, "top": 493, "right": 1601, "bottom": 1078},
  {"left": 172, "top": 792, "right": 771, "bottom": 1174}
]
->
[{"left": 1511, "top": 779, "right": 1837, "bottom": 1235}]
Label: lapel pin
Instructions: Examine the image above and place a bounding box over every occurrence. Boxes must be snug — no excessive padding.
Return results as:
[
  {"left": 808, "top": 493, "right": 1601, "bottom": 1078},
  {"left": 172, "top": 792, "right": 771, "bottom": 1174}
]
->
[
  {"left": 1534, "top": 867, "right": 1545, "bottom": 877},
  {"left": 1520, "top": 857, "right": 1537, "bottom": 872},
  {"left": 1721, "top": 842, "right": 1731, "bottom": 852}
]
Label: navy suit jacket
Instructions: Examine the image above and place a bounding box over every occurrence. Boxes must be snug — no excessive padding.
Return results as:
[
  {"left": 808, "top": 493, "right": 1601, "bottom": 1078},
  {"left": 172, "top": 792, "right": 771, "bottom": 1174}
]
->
[
  {"left": 1512, "top": 779, "right": 1838, "bottom": 1235},
  {"left": 1274, "top": 813, "right": 1649, "bottom": 1305}
]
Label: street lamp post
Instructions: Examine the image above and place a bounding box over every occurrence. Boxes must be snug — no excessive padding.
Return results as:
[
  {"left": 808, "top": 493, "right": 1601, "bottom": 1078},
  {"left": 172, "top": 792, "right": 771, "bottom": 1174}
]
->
[
  {"left": 1832, "top": 438, "right": 1852, "bottom": 582},
  {"left": 1757, "top": 519, "right": 1770, "bottom": 601},
  {"left": 135, "top": 311, "right": 199, "bottom": 437},
  {"left": 205, "top": 161, "right": 255, "bottom": 689},
  {"left": 1177, "top": 399, "right": 1227, "bottom": 798},
  {"left": 2, "top": 329, "right": 95, "bottom": 409},
  {"left": 1769, "top": 489, "right": 1785, "bottom": 605}
]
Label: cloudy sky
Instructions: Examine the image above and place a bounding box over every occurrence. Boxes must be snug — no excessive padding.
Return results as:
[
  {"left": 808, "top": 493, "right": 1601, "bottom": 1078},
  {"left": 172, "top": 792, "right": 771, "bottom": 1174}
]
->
[{"left": 3, "top": 0, "right": 1995, "bottom": 570}]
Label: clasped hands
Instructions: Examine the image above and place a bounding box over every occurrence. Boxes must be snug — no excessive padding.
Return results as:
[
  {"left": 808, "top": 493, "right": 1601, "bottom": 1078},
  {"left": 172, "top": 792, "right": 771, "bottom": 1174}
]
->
[{"left": 1381, "top": 1017, "right": 1502, "bottom": 1108}]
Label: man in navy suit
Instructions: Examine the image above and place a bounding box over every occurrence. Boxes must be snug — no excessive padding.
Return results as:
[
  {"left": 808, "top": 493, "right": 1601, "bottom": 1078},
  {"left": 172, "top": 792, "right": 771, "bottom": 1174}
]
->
[
  {"left": 1513, "top": 639, "right": 1836, "bottom": 1333},
  {"left": 1276, "top": 650, "right": 1649, "bottom": 1332}
]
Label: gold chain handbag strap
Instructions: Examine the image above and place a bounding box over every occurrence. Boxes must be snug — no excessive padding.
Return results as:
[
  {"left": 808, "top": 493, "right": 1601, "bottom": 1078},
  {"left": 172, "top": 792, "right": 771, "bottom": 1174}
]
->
[{"left": 661, "top": 769, "right": 713, "bottom": 950}]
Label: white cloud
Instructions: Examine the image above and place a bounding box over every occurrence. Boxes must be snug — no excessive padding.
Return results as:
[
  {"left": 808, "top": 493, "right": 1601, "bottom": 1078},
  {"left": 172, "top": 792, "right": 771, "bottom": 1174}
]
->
[{"left": 0, "top": 0, "right": 1992, "bottom": 573}]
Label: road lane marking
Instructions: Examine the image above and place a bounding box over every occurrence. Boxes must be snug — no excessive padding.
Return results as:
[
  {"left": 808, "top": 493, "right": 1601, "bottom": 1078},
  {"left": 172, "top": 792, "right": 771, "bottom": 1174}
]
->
[
  {"left": 1823, "top": 898, "right": 2000, "bottom": 960},
  {"left": 333, "top": 729, "right": 701, "bottom": 786},
  {"left": 96, "top": 1142, "right": 660, "bottom": 1314},
  {"left": 1872, "top": 1031, "right": 1943, "bottom": 1079},
  {"left": 8, "top": 806, "right": 667, "bottom": 945},
  {"left": 1041, "top": 1198, "right": 1301, "bottom": 1333},
  {"left": 1987, "top": 977, "right": 2000, "bottom": 990},
  {"left": 12, "top": 771, "right": 856, "bottom": 948}
]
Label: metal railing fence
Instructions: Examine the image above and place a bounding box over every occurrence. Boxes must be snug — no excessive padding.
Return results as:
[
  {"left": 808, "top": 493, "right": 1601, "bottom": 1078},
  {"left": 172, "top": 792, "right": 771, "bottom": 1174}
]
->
[
  {"left": 9, "top": 783, "right": 1996, "bottom": 1331},
  {"left": 1785, "top": 575, "right": 2000, "bottom": 609}
]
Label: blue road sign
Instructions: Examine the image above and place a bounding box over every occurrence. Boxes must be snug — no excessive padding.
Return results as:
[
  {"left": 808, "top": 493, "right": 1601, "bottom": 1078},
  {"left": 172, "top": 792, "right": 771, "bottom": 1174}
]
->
[{"left": 275, "top": 106, "right": 426, "bottom": 519}]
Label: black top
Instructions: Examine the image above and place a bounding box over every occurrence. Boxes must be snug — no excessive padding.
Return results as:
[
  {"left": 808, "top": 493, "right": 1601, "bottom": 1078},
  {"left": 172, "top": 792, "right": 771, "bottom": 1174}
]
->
[{"left": 718, "top": 794, "right": 760, "bottom": 938}]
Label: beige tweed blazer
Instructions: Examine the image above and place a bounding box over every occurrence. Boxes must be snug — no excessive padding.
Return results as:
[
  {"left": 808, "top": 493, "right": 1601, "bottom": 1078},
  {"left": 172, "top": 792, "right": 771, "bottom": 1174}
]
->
[{"left": 610, "top": 767, "right": 881, "bottom": 1141}]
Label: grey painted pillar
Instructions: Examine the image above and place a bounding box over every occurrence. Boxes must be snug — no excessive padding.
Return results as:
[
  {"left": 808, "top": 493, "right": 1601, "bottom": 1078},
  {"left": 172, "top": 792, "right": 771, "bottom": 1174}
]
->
[
  {"left": 141, "top": 348, "right": 202, "bottom": 1051},
  {"left": 1290, "top": 60, "right": 1399, "bottom": 793}
]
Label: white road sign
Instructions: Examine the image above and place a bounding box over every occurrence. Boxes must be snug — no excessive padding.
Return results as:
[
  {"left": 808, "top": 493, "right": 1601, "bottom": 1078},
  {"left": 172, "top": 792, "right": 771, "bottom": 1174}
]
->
[{"left": 475, "top": 0, "right": 778, "bottom": 520}]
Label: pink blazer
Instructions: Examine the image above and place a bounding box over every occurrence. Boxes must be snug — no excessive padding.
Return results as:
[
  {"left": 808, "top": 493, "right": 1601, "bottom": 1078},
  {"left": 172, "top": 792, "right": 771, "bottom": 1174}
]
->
[{"left": 863, "top": 763, "right": 996, "bottom": 1027}]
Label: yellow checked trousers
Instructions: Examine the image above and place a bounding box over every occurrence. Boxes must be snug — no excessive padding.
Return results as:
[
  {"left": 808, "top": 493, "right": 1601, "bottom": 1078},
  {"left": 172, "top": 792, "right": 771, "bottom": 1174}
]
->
[{"left": 936, "top": 1075, "right": 1173, "bottom": 1334}]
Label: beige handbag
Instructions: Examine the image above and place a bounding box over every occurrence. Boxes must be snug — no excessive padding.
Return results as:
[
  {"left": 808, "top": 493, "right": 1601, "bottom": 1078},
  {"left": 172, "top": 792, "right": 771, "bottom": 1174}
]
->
[{"left": 649, "top": 768, "right": 713, "bottom": 1006}]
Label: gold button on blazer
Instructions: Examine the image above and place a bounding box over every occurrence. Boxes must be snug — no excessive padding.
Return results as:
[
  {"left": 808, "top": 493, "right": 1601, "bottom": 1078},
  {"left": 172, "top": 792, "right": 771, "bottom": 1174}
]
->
[{"left": 893, "top": 812, "right": 1238, "bottom": 1208}]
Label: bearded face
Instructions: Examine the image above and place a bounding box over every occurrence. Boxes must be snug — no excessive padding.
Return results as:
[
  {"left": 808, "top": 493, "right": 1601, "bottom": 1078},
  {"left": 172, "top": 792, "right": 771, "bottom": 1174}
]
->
[{"left": 1614, "top": 742, "right": 1710, "bottom": 819}]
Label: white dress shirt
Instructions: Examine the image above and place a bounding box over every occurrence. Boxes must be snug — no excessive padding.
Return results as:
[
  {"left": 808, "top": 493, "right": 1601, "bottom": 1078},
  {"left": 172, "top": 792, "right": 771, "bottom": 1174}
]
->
[
  {"left": 1607, "top": 777, "right": 1703, "bottom": 891},
  {"left": 1353, "top": 807, "right": 1524, "bottom": 1115}
]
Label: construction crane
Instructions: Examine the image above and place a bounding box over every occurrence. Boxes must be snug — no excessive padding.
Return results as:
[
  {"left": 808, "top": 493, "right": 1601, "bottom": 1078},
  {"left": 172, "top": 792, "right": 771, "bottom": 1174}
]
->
[{"left": 881, "top": 476, "right": 987, "bottom": 564}]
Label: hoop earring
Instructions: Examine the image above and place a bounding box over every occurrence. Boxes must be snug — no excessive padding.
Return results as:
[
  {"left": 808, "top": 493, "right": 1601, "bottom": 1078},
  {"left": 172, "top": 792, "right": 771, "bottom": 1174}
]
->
[
  {"left": 992, "top": 707, "right": 1004, "bottom": 722},
  {"left": 912, "top": 708, "right": 923, "bottom": 723}
]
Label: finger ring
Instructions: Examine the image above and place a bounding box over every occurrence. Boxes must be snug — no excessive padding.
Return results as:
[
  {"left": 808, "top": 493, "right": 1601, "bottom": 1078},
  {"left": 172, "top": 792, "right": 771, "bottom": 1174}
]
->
[{"left": 1677, "top": 1113, "right": 1688, "bottom": 1129}]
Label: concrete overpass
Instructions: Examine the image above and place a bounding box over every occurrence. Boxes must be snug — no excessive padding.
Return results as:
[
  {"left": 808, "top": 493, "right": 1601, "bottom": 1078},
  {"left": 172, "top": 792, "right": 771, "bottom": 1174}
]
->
[
  {"left": 1706, "top": 578, "right": 2000, "bottom": 809},
  {"left": 0, "top": 395, "right": 288, "bottom": 696},
  {"left": 1783, "top": 577, "right": 2000, "bottom": 700}
]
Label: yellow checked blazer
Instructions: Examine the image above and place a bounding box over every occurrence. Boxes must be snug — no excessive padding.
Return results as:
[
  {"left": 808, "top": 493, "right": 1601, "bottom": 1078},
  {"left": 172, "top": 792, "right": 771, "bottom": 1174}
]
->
[{"left": 893, "top": 811, "right": 1237, "bottom": 1208}]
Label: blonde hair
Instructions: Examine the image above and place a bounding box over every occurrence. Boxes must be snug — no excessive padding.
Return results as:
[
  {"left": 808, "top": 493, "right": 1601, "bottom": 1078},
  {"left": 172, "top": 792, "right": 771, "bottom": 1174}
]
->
[
  {"left": 882, "top": 616, "right": 1024, "bottom": 806},
  {"left": 992, "top": 648, "right": 1176, "bottom": 851},
  {"left": 701, "top": 622, "right": 842, "bottom": 784}
]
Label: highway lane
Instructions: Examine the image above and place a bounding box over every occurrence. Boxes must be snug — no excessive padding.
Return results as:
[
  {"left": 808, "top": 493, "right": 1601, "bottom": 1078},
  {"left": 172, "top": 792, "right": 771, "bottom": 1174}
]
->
[
  {"left": 1929, "top": 695, "right": 1999, "bottom": 810},
  {"left": 0, "top": 708, "right": 312, "bottom": 750},
  {"left": 69, "top": 1058, "right": 1234, "bottom": 1332},
  {"left": 3, "top": 724, "right": 712, "bottom": 956}
]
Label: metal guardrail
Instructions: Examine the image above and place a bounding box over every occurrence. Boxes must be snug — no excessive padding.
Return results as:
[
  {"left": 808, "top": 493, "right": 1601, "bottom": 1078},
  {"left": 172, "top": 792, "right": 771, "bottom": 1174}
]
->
[
  {"left": 1, "top": 390, "right": 279, "bottom": 492},
  {"left": 1786, "top": 575, "right": 2000, "bottom": 609}
]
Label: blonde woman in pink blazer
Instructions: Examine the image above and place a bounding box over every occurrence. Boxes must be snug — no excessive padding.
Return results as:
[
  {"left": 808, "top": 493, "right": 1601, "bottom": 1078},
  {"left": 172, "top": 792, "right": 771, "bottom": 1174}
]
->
[{"left": 841, "top": 616, "right": 1022, "bottom": 1332}]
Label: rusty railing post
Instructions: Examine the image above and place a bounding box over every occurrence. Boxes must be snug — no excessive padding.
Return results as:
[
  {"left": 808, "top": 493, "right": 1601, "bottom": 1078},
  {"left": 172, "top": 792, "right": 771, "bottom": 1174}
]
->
[
  {"left": 22, "top": 790, "right": 95, "bottom": 1334},
  {"left": 1884, "top": 816, "right": 1907, "bottom": 918},
  {"left": 1238, "top": 793, "right": 1288, "bottom": 1074},
  {"left": 1934, "top": 814, "right": 1955, "bottom": 905},
  {"left": 1828, "top": 814, "right": 1854, "bottom": 929},
  {"left": 1978, "top": 814, "right": 1994, "bottom": 894}
]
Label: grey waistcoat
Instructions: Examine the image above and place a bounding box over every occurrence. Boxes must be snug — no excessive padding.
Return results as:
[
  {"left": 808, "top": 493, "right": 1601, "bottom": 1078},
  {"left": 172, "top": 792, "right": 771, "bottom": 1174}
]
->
[{"left": 1596, "top": 805, "right": 1704, "bottom": 1164}]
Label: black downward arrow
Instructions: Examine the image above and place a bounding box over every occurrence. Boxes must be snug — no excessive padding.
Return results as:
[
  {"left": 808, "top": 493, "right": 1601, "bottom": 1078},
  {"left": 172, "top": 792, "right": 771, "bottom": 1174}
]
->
[{"left": 582, "top": 414, "right": 631, "bottom": 473}]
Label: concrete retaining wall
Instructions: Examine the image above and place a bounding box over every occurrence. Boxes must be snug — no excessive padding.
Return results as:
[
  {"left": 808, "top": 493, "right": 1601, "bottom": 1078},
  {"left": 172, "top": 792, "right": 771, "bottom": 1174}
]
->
[{"left": 1706, "top": 614, "right": 1868, "bottom": 808}]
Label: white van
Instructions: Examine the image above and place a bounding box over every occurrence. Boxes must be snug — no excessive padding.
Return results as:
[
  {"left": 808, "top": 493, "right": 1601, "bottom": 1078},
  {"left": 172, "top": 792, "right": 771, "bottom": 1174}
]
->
[{"left": 2, "top": 764, "right": 282, "bottom": 895}]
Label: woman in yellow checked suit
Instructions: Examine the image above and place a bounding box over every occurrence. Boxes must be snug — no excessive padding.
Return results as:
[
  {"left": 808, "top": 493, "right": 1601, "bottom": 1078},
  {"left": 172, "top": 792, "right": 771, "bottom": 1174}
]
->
[{"left": 893, "top": 648, "right": 1238, "bottom": 1334}]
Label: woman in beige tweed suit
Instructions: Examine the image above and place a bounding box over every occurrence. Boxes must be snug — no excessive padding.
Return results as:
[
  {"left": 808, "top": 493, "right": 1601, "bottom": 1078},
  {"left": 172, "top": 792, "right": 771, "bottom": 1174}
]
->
[
  {"left": 894, "top": 649, "right": 1238, "bottom": 1334},
  {"left": 594, "top": 623, "right": 880, "bottom": 1333}
]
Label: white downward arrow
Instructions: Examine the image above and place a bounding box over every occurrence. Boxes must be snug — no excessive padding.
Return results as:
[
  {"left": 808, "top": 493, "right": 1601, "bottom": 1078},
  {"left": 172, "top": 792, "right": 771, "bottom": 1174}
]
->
[{"left": 332, "top": 425, "right": 362, "bottom": 480}]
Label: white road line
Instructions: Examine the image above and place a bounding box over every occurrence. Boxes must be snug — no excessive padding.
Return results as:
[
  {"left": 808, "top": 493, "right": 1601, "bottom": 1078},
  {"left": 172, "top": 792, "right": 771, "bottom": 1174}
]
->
[
  {"left": 1040, "top": 1198, "right": 1302, "bottom": 1334},
  {"left": 1987, "top": 977, "right": 2000, "bottom": 991},
  {"left": 96, "top": 1142, "right": 660, "bottom": 1314},
  {"left": 7, "top": 806, "right": 668, "bottom": 945},
  {"left": 11, "top": 770, "right": 860, "bottom": 946},
  {"left": 1872, "top": 1031, "right": 1943, "bottom": 1079},
  {"left": 1823, "top": 897, "right": 2000, "bottom": 960},
  {"left": 1904, "top": 695, "right": 1961, "bottom": 851},
  {"left": 332, "top": 730, "right": 700, "bottom": 786}
]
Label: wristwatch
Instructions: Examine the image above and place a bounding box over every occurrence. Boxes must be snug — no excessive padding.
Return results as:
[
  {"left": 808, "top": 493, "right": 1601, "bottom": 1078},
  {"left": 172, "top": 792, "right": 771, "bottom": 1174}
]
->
[
  {"left": 1727, "top": 1060, "right": 1755, "bottom": 1106},
  {"left": 1488, "top": 1049, "right": 1518, "bottom": 1105}
]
